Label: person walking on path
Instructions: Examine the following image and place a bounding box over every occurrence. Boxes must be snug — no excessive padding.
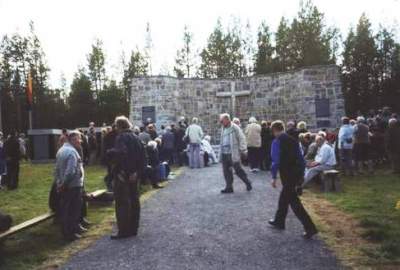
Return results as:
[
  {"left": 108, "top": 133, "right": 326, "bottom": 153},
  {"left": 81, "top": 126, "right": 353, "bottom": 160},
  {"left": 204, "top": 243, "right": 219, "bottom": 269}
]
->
[
  {"left": 107, "top": 116, "right": 146, "bottom": 240},
  {"left": 245, "top": 117, "right": 262, "bottom": 172},
  {"left": 55, "top": 131, "right": 85, "bottom": 241},
  {"left": 185, "top": 117, "right": 204, "bottom": 169},
  {"left": 268, "top": 120, "right": 318, "bottom": 239},
  {"left": 219, "top": 113, "right": 252, "bottom": 194}
]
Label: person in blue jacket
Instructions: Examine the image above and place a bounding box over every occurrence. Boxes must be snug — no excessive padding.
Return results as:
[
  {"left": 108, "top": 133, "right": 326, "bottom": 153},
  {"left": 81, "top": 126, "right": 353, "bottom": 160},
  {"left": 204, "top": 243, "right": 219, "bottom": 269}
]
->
[{"left": 268, "top": 120, "right": 318, "bottom": 239}]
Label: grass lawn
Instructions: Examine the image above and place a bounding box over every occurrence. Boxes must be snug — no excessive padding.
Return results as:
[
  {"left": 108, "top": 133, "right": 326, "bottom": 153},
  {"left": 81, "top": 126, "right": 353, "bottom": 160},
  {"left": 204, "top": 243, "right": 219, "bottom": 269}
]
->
[
  {"left": 316, "top": 170, "right": 400, "bottom": 265},
  {"left": 0, "top": 162, "right": 152, "bottom": 270}
]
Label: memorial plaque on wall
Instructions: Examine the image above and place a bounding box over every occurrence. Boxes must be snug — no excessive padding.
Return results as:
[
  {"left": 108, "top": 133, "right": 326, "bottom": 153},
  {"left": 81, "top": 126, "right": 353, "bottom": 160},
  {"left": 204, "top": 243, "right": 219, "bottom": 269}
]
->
[
  {"left": 142, "top": 106, "right": 156, "bottom": 123},
  {"left": 315, "top": 98, "right": 330, "bottom": 117},
  {"left": 317, "top": 120, "right": 331, "bottom": 128}
]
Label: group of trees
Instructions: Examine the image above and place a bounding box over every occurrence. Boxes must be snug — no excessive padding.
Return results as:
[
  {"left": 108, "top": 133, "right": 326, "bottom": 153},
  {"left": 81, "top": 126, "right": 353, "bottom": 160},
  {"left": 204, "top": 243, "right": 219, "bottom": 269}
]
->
[{"left": 0, "top": 0, "right": 399, "bottom": 134}]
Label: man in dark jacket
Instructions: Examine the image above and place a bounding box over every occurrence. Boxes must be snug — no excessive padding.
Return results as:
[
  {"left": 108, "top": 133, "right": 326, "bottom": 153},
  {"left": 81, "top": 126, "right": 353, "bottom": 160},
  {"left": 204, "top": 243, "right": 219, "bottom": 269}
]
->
[
  {"left": 260, "top": 121, "right": 273, "bottom": 171},
  {"left": 108, "top": 116, "right": 146, "bottom": 240},
  {"left": 161, "top": 126, "right": 175, "bottom": 164},
  {"left": 268, "top": 120, "right": 317, "bottom": 239},
  {"left": 4, "top": 132, "right": 21, "bottom": 190},
  {"left": 174, "top": 123, "right": 187, "bottom": 166}
]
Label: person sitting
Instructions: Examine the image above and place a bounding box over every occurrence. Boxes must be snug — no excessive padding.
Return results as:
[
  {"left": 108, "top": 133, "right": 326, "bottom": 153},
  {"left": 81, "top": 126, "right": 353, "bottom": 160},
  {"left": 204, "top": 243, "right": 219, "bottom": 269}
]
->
[
  {"left": 303, "top": 135, "right": 337, "bottom": 187},
  {"left": 146, "top": 141, "right": 163, "bottom": 189},
  {"left": 304, "top": 133, "right": 318, "bottom": 161},
  {"left": 201, "top": 135, "right": 218, "bottom": 165}
]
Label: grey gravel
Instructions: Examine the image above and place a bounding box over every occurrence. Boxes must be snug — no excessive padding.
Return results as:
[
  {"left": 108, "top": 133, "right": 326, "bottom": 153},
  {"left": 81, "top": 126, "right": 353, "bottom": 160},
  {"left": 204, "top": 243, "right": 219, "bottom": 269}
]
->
[{"left": 62, "top": 165, "right": 342, "bottom": 270}]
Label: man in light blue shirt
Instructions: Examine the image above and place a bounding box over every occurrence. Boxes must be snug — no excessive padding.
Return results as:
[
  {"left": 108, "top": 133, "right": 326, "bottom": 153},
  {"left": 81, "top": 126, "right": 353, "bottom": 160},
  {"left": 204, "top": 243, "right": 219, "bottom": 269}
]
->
[
  {"left": 338, "top": 117, "right": 354, "bottom": 176},
  {"left": 55, "top": 131, "right": 85, "bottom": 241},
  {"left": 303, "top": 135, "right": 336, "bottom": 186}
]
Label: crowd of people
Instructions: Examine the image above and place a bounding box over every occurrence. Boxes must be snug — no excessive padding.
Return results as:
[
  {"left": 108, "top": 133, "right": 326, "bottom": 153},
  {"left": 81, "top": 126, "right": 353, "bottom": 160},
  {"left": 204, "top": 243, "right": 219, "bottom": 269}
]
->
[
  {"left": 0, "top": 132, "right": 28, "bottom": 190},
  {"left": 1, "top": 106, "right": 399, "bottom": 241}
]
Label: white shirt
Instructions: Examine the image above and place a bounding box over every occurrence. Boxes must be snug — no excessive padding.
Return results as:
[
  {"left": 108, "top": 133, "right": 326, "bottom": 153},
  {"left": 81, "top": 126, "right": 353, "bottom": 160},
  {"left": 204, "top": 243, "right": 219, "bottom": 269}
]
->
[{"left": 315, "top": 143, "right": 336, "bottom": 166}]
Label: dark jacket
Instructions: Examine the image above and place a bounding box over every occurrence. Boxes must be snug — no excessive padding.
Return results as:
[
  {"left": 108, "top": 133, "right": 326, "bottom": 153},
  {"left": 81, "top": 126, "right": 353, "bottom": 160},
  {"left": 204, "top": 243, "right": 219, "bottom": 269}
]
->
[
  {"left": 174, "top": 126, "right": 187, "bottom": 151},
  {"left": 261, "top": 126, "right": 273, "bottom": 149},
  {"left": 162, "top": 130, "right": 175, "bottom": 150},
  {"left": 108, "top": 130, "right": 146, "bottom": 176},
  {"left": 385, "top": 123, "right": 400, "bottom": 154},
  {"left": 4, "top": 136, "right": 20, "bottom": 161},
  {"left": 146, "top": 146, "right": 160, "bottom": 168},
  {"left": 271, "top": 133, "right": 305, "bottom": 185}
]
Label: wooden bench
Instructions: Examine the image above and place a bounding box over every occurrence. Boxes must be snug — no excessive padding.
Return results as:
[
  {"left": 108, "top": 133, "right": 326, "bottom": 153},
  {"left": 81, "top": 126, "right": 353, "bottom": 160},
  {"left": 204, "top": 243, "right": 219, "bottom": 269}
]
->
[
  {"left": 321, "top": 170, "right": 341, "bottom": 192},
  {"left": 0, "top": 189, "right": 108, "bottom": 241}
]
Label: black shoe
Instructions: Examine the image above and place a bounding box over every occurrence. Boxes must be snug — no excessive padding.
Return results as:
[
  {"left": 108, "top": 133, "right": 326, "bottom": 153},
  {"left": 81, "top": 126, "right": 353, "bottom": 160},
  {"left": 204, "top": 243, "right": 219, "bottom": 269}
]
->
[
  {"left": 65, "top": 233, "right": 82, "bottom": 241},
  {"left": 303, "top": 229, "right": 318, "bottom": 239},
  {"left": 246, "top": 182, "right": 252, "bottom": 191},
  {"left": 81, "top": 218, "right": 91, "bottom": 227},
  {"left": 220, "top": 188, "right": 234, "bottom": 194},
  {"left": 110, "top": 233, "right": 136, "bottom": 240},
  {"left": 268, "top": 219, "right": 285, "bottom": 230}
]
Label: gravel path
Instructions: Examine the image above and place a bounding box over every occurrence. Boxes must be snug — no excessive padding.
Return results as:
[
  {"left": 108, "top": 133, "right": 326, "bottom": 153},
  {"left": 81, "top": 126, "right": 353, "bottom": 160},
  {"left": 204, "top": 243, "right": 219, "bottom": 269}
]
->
[{"left": 62, "top": 165, "right": 341, "bottom": 270}]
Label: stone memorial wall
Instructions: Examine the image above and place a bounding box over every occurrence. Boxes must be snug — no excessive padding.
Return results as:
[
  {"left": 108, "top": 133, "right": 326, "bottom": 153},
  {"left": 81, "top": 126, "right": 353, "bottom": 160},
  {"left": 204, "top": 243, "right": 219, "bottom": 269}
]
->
[{"left": 130, "top": 65, "right": 344, "bottom": 142}]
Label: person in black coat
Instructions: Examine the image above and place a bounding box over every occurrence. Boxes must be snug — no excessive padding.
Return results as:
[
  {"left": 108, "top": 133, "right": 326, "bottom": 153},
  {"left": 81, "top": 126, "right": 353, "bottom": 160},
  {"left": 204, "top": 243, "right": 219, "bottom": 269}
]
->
[
  {"left": 269, "top": 120, "right": 317, "bottom": 239},
  {"left": 260, "top": 121, "right": 273, "bottom": 171},
  {"left": 4, "top": 132, "right": 21, "bottom": 190},
  {"left": 174, "top": 123, "right": 187, "bottom": 166},
  {"left": 107, "top": 116, "right": 146, "bottom": 240}
]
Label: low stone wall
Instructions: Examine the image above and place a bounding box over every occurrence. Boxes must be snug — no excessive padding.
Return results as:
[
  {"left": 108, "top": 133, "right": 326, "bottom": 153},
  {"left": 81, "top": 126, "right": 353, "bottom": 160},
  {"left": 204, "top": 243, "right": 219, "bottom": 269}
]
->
[{"left": 130, "top": 65, "right": 344, "bottom": 143}]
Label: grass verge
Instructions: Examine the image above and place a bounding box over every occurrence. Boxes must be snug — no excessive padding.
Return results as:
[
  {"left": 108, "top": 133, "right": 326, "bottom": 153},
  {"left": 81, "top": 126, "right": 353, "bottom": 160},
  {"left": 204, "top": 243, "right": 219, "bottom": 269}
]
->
[
  {"left": 302, "top": 170, "right": 400, "bottom": 269},
  {"left": 0, "top": 163, "right": 179, "bottom": 270}
]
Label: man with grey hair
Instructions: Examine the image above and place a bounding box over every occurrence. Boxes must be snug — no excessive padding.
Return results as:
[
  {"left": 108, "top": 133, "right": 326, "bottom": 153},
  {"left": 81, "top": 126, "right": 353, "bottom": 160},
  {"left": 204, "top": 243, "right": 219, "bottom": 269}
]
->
[
  {"left": 107, "top": 116, "right": 146, "bottom": 239},
  {"left": 385, "top": 118, "right": 400, "bottom": 174},
  {"left": 55, "top": 130, "right": 85, "bottom": 241},
  {"left": 219, "top": 113, "right": 252, "bottom": 193},
  {"left": 185, "top": 117, "right": 204, "bottom": 169},
  {"left": 303, "top": 135, "right": 336, "bottom": 186}
]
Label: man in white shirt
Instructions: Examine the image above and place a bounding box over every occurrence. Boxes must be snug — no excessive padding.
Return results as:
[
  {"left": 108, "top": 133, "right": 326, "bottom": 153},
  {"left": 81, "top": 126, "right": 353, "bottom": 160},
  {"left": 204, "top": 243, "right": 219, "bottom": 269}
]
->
[{"left": 303, "top": 135, "right": 336, "bottom": 186}]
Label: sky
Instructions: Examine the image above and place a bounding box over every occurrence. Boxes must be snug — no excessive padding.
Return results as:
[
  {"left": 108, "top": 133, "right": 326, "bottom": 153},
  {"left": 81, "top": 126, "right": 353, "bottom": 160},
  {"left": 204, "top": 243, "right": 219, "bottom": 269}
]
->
[{"left": 0, "top": 0, "right": 399, "bottom": 88}]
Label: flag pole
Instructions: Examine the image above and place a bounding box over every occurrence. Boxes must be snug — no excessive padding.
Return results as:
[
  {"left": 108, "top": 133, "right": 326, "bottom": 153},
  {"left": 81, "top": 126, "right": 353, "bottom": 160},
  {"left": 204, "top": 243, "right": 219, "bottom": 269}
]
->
[{"left": 27, "top": 71, "right": 33, "bottom": 130}]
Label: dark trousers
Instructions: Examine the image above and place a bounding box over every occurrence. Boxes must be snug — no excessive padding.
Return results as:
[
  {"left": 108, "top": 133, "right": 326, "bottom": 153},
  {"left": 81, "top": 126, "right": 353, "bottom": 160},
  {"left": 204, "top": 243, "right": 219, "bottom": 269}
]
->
[
  {"left": 5, "top": 160, "right": 20, "bottom": 189},
  {"left": 221, "top": 154, "right": 250, "bottom": 190},
  {"left": 113, "top": 176, "right": 140, "bottom": 236},
  {"left": 274, "top": 179, "right": 316, "bottom": 232},
  {"left": 104, "top": 164, "right": 113, "bottom": 191},
  {"left": 260, "top": 145, "right": 271, "bottom": 171},
  {"left": 248, "top": 147, "right": 261, "bottom": 169},
  {"left": 60, "top": 187, "right": 83, "bottom": 237}
]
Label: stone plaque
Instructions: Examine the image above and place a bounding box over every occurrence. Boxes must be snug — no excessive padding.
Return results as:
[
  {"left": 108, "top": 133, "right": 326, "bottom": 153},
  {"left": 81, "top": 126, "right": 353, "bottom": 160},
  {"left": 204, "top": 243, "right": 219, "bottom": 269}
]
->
[
  {"left": 315, "top": 98, "right": 330, "bottom": 117},
  {"left": 317, "top": 120, "right": 331, "bottom": 128},
  {"left": 142, "top": 106, "right": 156, "bottom": 123}
]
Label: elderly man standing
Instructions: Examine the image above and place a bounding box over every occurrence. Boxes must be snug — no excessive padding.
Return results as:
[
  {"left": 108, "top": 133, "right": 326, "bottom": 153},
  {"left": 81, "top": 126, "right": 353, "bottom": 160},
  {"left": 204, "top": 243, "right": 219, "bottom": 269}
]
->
[
  {"left": 245, "top": 117, "right": 262, "bottom": 172},
  {"left": 108, "top": 116, "right": 146, "bottom": 239},
  {"left": 338, "top": 117, "right": 355, "bottom": 176},
  {"left": 185, "top": 117, "right": 204, "bottom": 169},
  {"left": 219, "top": 113, "right": 252, "bottom": 194},
  {"left": 303, "top": 135, "right": 336, "bottom": 186},
  {"left": 55, "top": 131, "right": 85, "bottom": 241}
]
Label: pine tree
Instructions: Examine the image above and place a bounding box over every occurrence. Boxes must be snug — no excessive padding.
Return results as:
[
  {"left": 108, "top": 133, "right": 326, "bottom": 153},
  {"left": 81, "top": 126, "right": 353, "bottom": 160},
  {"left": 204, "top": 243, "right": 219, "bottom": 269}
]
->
[
  {"left": 87, "top": 39, "right": 106, "bottom": 95},
  {"left": 254, "top": 21, "right": 274, "bottom": 75},
  {"left": 174, "top": 25, "right": 195, "bottom": 78}
]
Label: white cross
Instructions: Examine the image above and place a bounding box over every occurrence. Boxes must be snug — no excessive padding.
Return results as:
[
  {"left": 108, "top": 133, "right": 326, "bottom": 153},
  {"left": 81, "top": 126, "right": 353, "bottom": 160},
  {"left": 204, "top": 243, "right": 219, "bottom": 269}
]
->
[{"left": 216, "top": 82, "right": 251, "bottom": 116}]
